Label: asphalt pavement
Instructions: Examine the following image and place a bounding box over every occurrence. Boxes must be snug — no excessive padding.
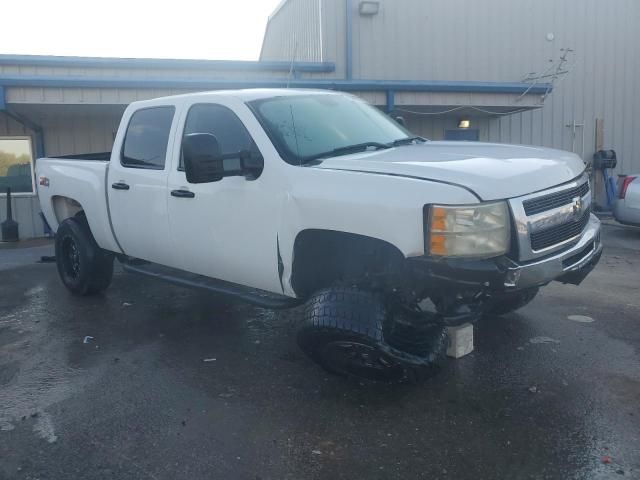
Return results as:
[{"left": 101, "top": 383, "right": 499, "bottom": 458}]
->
[{"left": 0, "top": 224, "right": 639, "bottom": 479}]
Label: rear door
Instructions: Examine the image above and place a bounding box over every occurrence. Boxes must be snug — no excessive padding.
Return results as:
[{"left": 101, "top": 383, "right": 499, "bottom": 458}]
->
[{"left": 107, "top": 105, "right": 178, "bottom": 264}]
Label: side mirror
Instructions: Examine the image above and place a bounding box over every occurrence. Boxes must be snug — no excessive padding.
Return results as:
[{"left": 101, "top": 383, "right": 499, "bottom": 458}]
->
[{"left": 183, "top": 133, "right": 245, "bottom": 184}]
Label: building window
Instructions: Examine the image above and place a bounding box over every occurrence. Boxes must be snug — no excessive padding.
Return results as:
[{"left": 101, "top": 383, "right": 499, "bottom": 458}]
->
[{"left": 0, "top": 137, "right": 35, "bottom": 195}]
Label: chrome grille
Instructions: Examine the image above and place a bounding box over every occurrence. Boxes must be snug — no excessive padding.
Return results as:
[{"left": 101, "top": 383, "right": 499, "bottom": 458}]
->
[
  {"left": 523, "top": 182, "right": 590, "bottom": 215},
  {"left": 508, "top": 174, "right": 592, "bottom": 262},
  {"left": 530, "top": 210, "right": 591, "bottom": 251}
]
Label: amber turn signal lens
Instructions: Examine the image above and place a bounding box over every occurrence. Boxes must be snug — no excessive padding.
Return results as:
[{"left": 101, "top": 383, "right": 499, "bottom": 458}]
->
[
  {"left": 430, "top": 234, "right": 447, "bottom": 255},
  {"left": 431, "top": 207, "right": 447, "bottom": 231}
]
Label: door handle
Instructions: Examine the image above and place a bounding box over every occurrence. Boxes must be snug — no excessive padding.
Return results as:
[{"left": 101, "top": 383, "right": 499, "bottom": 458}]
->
[
  {"left": 111, "top": 182, "right": 130, "bottom": 190},
  {"left": 171, "top": 189, "right": 195, "bottom": 198}
]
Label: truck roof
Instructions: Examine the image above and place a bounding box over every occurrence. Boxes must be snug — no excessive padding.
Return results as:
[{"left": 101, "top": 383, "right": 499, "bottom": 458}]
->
[{"left": 138, "top": 88, "right": 338, "bottom": 107}]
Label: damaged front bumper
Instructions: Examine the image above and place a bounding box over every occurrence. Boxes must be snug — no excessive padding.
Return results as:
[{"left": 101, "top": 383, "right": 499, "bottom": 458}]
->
[
  {"left": 504, "top": 214, "right": 602, "bottom": 289},
  {"left": 409, "top": 214, "right": 602, "bottom": 293}
]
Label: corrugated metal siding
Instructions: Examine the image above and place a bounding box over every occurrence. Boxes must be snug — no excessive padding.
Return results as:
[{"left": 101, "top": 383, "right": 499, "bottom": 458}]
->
[
  {"left": 0, "top": 195, "right": 43, "bottom": 239},
  {"left": 40, "top": 114, "right": 122, "bottom": 157},
  {"left": 5, "top": 87, "right": 201, "bottom": 105},
  {"left": 320, "top": 0, "right": 347, "bottom": 78},
  {"left": 0, "top": 64, "right": 293, "bottom": 80},
  {"left": 484, "top": 0, "right": 640, "bottom": 177},
  {"left": 260, "top": 0, "right": 324, "bottom": 63},
  {"left": 346, "top": 0, "right": 639, "bottom": 173},
  {"left": 352, "top": 0, "right": 575, "bottom": 82}
]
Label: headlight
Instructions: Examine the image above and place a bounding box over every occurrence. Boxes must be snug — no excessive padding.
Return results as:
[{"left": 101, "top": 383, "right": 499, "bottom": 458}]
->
[{"left": 426, "top": 202, "right": 510, "bottom": 258}]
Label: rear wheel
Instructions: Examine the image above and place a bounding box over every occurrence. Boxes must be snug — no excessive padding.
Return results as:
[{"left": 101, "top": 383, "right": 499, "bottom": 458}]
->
[
  {"left": 55, "top": 215, "right": 114, "bottom": 295},
  {"left": 297, "top": 287, "right": 445, "bottom": 383}
]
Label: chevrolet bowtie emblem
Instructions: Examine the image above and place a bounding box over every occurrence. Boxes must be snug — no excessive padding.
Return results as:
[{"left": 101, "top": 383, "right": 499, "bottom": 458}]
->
[{"left": 572, "top": 196, "right": 582, "bottom": 216}]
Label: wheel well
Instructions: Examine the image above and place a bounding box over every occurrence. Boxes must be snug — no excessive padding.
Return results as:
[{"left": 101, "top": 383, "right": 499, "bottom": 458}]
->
[
  {"left": 290, "top": 229, "right": 405, "bottom": 298},
  {"left": 52, "top": 196, "right": 84, "bottom": 225}
]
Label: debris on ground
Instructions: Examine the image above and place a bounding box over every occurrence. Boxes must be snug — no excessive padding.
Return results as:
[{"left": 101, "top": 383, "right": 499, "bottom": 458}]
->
[
  {"left": 122, "top": 302, "right": 133, "bottom": 307},
  {"left": 528, "top": 386, "right": 538, "bottom": 393},
  {"left": 602, "top": 455, "right": 612, "bottom": 464},
  {"left": 567, "top": 315, "right": 595, "bottom": 323},
  {"left": 529, "top": 336, "right": 560, "bottom": 344},
  {"left": 311, "top": 450, "right": 322, "bottom": 455},
  {"left": 38, "top": 256, "right": 56, "bottom": 263},
  {"left": 203, "top": 358, "right": 217, "bottom": 362},
  {"left": 83, "top": 336, "right": 94, "bottom": 344}
]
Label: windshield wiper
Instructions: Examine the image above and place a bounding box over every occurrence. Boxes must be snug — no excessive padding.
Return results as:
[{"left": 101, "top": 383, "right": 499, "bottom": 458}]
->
[
  {"left": 302, "top": 142, "right": 391, "bottom": 163},
  {"left": 389, "top": 136, "right": 427, "bottom": 147}
]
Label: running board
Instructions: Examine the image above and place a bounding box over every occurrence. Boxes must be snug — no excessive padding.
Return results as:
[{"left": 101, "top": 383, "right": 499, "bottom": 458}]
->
[{"left": 121, "top": 262, "right": 303, "bottom": 310}]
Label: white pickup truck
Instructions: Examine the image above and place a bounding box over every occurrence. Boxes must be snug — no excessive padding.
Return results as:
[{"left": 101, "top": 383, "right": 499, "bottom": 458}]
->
[{"left": 37, "top": 89, "right": 602, "bottom": 382}]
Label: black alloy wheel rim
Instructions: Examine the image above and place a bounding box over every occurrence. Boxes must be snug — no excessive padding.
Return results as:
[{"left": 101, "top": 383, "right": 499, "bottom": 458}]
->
[{"left": 61, "top": 236, "right": 81, "bottom": 279}]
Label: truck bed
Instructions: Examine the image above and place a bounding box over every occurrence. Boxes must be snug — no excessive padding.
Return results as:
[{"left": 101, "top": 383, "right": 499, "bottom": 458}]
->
[
  {"left": 36, "top": 155, "right": 121, "bottom": 253},
  {"left": 53, "top": 152, "right": 112, "bottom": 161}
]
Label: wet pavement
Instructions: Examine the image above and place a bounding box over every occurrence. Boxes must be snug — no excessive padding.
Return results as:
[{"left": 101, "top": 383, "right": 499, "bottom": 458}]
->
[{"left": 1, "top": 224, "right": 639, "bottom": 480}]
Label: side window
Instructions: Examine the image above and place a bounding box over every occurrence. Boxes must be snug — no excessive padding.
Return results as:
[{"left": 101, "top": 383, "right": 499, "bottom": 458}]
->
[
  {"left": 180, "top": 104, "right": 261, "bottom": 170},
  {"left": 122, "top": 106, "right": 175, "bottom": 169}
]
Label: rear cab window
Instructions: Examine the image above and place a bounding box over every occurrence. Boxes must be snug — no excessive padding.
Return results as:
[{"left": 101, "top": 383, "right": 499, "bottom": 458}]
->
[{"left": 122, "top": 106, "right": 175, "bottom": 170}]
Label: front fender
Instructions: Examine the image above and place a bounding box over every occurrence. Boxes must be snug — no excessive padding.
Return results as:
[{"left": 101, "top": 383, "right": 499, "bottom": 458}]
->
[{"left": 276, "top": 167, "right": 479, "bottom": 296}]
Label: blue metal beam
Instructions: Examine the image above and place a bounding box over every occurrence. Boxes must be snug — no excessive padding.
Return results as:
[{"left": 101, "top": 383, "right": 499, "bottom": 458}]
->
[
  {"left": 0, "top": 86, "right": 5, "bottom": 110},
  {"left": 385, "top": 90, "right": 395, "bottom": 113},
  {"left": 0, "top": 54, "right": 336, "bottom": 73},
  {"left": 0, "top": 75, "right": 553, "bottom": 95},
  {"left": 346, "top": 0, "right": 353, "bottom": 80}
]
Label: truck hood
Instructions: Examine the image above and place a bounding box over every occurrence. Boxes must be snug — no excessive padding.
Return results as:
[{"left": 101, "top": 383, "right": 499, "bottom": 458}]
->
[{"left": 310, "top": 141, "right": 586, "bottom": 200}]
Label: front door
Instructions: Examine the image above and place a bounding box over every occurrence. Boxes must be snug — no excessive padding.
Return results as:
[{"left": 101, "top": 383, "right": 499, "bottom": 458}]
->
[
  {"left": 166, "top": 99, "right": 281, "bottom": 294},
  {"left": 107, "top": 105, "right": 177, "bottom": 263}
]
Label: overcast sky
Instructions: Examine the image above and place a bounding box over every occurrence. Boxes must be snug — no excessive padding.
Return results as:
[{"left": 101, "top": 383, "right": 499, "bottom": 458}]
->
[{"left": 2, "top": 0, "right": 281, "bottom": 60}]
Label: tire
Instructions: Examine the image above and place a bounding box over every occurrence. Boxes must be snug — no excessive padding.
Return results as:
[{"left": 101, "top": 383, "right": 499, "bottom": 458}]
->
[
  {"left": 297, "top": 287, "right": 444, "bottom": 383},
  {"left": 55, "top": 215, "right": 114, "bottom": 295},
  {"left": 483, "top": 287, "right": 539, "bottom": 316}
]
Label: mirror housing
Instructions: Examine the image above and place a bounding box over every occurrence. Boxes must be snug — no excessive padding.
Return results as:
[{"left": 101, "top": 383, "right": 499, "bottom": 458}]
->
[
  {"left": 183, "top": 133, "right": 225, "bottom": 184},
  {"left": 183, "top": 133, "right": 262, "bottom": 184}
]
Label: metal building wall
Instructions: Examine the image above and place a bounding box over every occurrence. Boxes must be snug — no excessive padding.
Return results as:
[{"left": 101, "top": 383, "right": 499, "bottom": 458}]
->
[
  {"left": 0, "top": 64, "right": 296, "bottom": 80},
  {"left": 263, "top": 0, "right": 639, "bottom": 173},
  {"left": 260, "top": 0, "right": 325, "bottom": 63},
  {"left": 487, "top": 0, "right": 640, "bottom": 177},
  {"left": 349, "top": 0, "right": 640, "bottom": 173}
]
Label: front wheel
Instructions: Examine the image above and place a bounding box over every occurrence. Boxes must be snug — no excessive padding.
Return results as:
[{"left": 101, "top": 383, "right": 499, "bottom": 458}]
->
[
  {"left": 55, "top": 216, "right": 114, "bottom": 295},
  {"left": 297, "top": 287, "right": 445, "bottom": 383}
]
